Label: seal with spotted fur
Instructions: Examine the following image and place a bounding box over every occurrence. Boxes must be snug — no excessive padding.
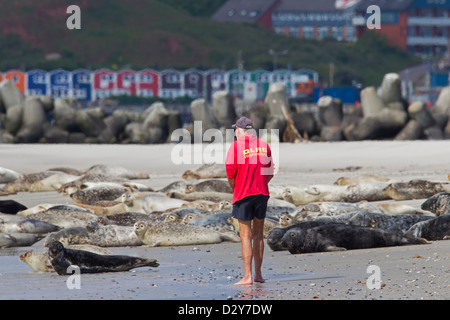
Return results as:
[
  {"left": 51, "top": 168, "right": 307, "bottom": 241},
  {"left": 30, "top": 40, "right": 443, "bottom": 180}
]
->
[
  {"left": 382, "top": 180, "right": 450, "bottom": 201},
  {"left": 283, "top": 183, "right": 390, "bottom": 206},
  {"left": 182, "top": 163, "right": 227, "bottom": 180},
  {"left": 47, "top": 241, "right": 158, "bottom": 275},
  {"left": 133, "top": 220, "right": 239, "bottom": 247},
  {"left": 185, "top": 180, "right": 232, "bottom": 194}
]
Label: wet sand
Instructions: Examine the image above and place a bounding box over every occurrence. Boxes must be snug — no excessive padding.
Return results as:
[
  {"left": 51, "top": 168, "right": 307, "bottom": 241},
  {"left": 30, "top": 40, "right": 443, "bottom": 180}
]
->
[{"left": 0, "top": 141, "right": 449, "bottom": 301}]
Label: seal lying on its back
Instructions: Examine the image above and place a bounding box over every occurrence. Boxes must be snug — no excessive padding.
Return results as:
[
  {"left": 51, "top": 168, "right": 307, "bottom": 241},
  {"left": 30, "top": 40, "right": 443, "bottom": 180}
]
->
[
  {"left": 405, "top": 213, "right": 450, "bottom": 240},
  {"left": 0, "top": 233, "right": 44, "bottom": 248},
  {"left": 47, "top": 241, "right": 159, "bottom": 275},
  {"left": 283, "top": 223, "right": 428, "bottom": 254},
  {"left": 421, "top": 192, "right": 450, "bottom": 216},
  {"left": 283, "top": 183, "right": 390, "bottom": 206},
  {"left": 0, "top": 218, "right": 61, "bottom": 234},
  {"left": 0, "top": 167, "right": 23, "bottom": 184}
]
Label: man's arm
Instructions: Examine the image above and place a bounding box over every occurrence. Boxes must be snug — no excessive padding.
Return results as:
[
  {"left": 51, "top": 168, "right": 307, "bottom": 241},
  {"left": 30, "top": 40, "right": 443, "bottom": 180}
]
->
[{"left": 228, "top": 178, "right": 235, "bottom": 192}]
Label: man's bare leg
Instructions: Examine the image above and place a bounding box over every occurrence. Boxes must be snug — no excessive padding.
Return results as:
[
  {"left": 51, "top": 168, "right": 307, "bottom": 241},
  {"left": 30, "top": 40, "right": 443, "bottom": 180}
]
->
[
  {"left": 235, "top": 219, "right": 253, "bottom": 285},
  {"left": 252, "top": 217, "right": 265, "bottom": 283}
]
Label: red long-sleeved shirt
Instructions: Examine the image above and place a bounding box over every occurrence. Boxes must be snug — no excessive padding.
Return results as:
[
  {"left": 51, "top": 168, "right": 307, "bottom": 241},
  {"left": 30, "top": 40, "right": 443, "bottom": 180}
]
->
[{"left": 225, "top": 133, "right": 274, "bottom": 203}]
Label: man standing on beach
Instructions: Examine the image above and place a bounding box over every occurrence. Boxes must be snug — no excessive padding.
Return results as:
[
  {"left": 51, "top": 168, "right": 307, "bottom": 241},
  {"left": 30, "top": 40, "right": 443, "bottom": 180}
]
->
[{"left": 226, "top": 116, "right": 274, "bottom": 285}]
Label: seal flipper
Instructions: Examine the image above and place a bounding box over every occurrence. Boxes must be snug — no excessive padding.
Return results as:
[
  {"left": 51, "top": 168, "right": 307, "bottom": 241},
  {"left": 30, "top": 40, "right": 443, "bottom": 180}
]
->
[{"left": 324, "top": 245, "right": 346, "bottom": 252}]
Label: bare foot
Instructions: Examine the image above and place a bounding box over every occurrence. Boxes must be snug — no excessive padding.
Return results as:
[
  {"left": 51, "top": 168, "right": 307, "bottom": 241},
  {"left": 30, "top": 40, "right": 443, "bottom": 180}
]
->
[
  {"left": 234, "top": 277, "right": 253, "bottom": 285},
  {"left": 254, "top": 276, "right": 265, "bottom": 283}
]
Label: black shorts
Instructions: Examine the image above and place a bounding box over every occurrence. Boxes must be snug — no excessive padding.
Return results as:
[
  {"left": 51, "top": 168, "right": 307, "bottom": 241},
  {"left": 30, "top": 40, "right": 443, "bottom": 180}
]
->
[{"left": 232, "top": 194, "right": 269, "bottom": 221}]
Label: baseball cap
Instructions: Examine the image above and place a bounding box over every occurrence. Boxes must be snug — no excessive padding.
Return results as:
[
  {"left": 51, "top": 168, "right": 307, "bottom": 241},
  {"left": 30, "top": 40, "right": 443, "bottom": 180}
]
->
[{"left": 232, "top": 116, "right": 254, "bottom": 129}]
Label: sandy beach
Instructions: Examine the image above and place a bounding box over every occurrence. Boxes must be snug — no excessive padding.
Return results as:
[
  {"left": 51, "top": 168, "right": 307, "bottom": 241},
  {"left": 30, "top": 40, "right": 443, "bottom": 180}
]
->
[{"left": 0, "top": 140, "right": 449, "bottom": 301}]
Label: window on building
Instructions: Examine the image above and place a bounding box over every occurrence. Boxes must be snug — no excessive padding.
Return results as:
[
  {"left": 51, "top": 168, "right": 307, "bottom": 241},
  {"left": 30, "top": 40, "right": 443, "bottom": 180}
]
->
[
  {"left": 331, "top": 26, "right": 343, "bottom": 41},
  {"left": 419, "top": 26, "right": 433, "bottom": 37},
  {"left": 418, "top": 8, "right": 433, "bottom": 17},
  {"left": 436, "top": 27, "right": 448, "bottom": 37},
  {"left": 303, "top": 26, "right": 314, "bottom": 39},
  {"left": 344, "top": 26, "right": 355, "bottom": 42},
  {"left": 317, "top": 26, "right": 329, "bottom": 40},
  {"left": 289, "top": 27, "right": 299, "bottom": 37}
]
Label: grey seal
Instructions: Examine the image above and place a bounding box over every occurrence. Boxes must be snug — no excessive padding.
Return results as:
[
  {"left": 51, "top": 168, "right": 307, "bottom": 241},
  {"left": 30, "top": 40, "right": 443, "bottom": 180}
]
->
[
  {"left": 267, "top": 220, "right": 337, "bottom": 251},
  {"left": 421, "top": 192, "right": 450, "bottom": 216},
  {"left": 347, "top": 211, "right": 433, "bottom": 233},
  {"left": 405, "top": 213, "right": 450, "bottom": 240},
  {"left": 282, "top": 223, "right": 428, "bottom": 254},
  {"left": 47, "top": 241, "right": 159, "bottom": 275}
]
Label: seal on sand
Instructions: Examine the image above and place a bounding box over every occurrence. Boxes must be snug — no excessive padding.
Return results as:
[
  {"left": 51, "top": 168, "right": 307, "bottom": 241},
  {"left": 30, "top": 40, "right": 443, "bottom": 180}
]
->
[
  {"left": 187, "top": 212, "right": 237, "bottom": 234},
  {"left": 133, "top": 220, "right": 239, "bottom": 247},
  {"left": 334, "top": 174, "right": 392, "bottom": 186},
  {"left": 19, "top": 245, "right": 113, "bottom": 273},
  {"left": 0, "top": 218, "right": 61, "bottom": 234},
  {"left": 98, "top": 212, "right": 165, "bottom": 226},
  {"left": 47, "top": 241, "right": 159, "bottom": 275},
  {"left": 44, "top": 226, "right": 91, "bottom": 247},
  {"left": 421, "top": 192, "right": 450, "bottom": 216},
  {"left": 182, "top": 163, "right": 227, "bottom": 180},
  {"left": 267, "top": 220, "right": 336, "bottom": 251},
  {"left": 0, "top": 166, "right": 22, "bottom": 184},
  {"left": 83, "top": 164, "right": 149, "bottom": 180},
  {"left": 0, "top": 167, "right": 22, "bottom": 183},
  {"left": 382, "top": 180, "right": 450, "bottom": 201},
  {"left": 168, "top": 191, "right": 232, "bottom": 203},
  {"left": 85, "top": 219, "right": 143, "bottom": 247},
  {"left": 283, "top": 183, "right": 389, "bottom": 206},
  {"left": 347, "top": 211, "right": 433, "bottom": 233},
  {"left": 0, "top": 200, "right": 27, "bottom": 214},
  {"left": 0, "top": 232, "right": 44, "bottom": 248},
  {"left": 121, "top": 192, "right": 188, "bottom": 213},
  {"left": 405, "top": 213, "right": 450, "bottom": 240},
  {"left": 70, "top": 184, "right": 129, "bottom": 205},
  {"left": 185, "top": 180, "right": 232, "bottom": 194},
  {"left": 283, "top": 223, "right": 428, "bottom": 254},
  {"left": 3, "top": 171, "right": 60, "bottom": 193}
]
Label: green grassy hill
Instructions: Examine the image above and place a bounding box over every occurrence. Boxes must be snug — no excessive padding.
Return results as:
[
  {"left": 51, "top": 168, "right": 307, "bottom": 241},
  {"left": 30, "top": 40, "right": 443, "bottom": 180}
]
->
[{"left": 0, "top": 0, "right": 421, "bottom": 87}]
